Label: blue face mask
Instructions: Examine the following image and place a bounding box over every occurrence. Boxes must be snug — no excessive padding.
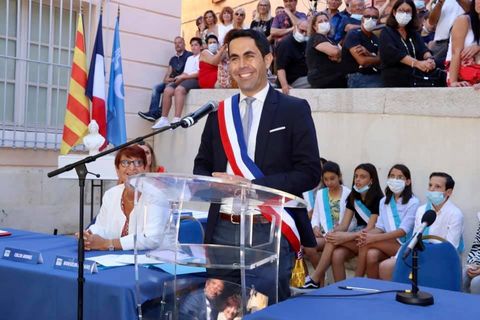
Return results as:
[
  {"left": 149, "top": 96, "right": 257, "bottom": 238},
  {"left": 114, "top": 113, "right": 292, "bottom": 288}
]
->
[
  {"left": 354, "top": 184, "right": 370, "bottom": 194},
  {"left": 426, "top": 191, "right": 445, "bottom": 206},
  {"left": 351, "top": 14, "right": 363, "bottom": 21}
]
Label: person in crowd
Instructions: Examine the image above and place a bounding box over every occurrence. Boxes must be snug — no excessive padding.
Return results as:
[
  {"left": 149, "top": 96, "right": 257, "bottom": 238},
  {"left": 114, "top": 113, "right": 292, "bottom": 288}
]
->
[
  {"left": 233, "top": 8, "right": 247, "bottom": 30},
  {"left": 152, "top": 37, "right": 202, "bottom": 129},
  {"left": 202, "top": 10, "right": 219, "bottom": 42},
  {"left": 336, "top": 0, "right": 365, "bottom": 43},
  {"left": 427, "top": 0, "right": 469, "bottom": 67},
  {"left": 179, "top": 278, "right": 225, "bottom": 320},
  {"left": 195, "top": 16, "right": 206, "bottom": 39},
  {"left": 137, "top": 141, "right": 156, "bottom": 172},
  {"left": 199, "top": 34, "right": 226, "bottom": 89},
  {"left": 193, "top": 29, "right": 320, "bottom": 301},
  {"left": 217, "top": 294, "right": 242, "bottom": 320},
  {"left": 251, "top": 0, "right": 274, "bottom": 41},
  {"left": 275, "top": 6, "right": 285, "bottom": 17},
  {"left": 302, "top": 163, "right": 383, "bottom": 289},
  {"left": 416, "top": 1, "right": 434, "bottom": 45},
  {"left": 342, "top": 7, "right": 382, "bottom": 88},
  {"left": 138, "top": 37, "right": 192, "bottom": 122},
  {"left": 276, "top": 19, "right": 310, "bottom": 94},
  {"left": 81, "top": 146, "right": 168, "bottom": 251},
  {"left": 306, "top": 12, "right": 347, "bottom": 88},
  {"left": 355, "top": 164, "right": 419, "bottom": 279},
  {"left": 379, "top": 0, "right": 436, "bottom": 87},
  {"left": 218, "top": 7, "right": 234, "bottom": 45},
  {"left": 446, "top": 0, "right": 480, "bottom": 88},
  {"left": 463, "top": 212, "right": 480, "bottom": 294},
  {"left": 323, "top": 0, "right": 349, "bottom": 43},
  {"left": 271, "top": 0, "right": 307, "bottom": 45},
  {"left": 304, "top": 161, "right": 352, "bottom": 270},
  {"left": 379, "top": 172, "right": 464, "bottom": 280}
]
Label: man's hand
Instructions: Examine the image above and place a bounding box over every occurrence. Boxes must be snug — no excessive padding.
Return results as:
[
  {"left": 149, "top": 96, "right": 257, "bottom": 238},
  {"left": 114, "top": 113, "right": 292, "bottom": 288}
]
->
[
  {"left": 174, "top": 74, "right": 186, "bottom": 85},
  {"left": 212, "top": 172, "right": 251, "bottom": 184}
]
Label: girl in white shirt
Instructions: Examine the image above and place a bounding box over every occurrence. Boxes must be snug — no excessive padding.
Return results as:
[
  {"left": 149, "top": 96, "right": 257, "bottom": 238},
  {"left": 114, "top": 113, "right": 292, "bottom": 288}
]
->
[{"left": 355, "top": 164, "right": 419, "bottom": 279}]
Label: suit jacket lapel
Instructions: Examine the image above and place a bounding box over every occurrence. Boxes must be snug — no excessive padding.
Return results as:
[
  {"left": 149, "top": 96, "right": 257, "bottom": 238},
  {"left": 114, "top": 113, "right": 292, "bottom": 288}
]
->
[{"left": 255, "top": 86, "right": 278, "bottom": 168}]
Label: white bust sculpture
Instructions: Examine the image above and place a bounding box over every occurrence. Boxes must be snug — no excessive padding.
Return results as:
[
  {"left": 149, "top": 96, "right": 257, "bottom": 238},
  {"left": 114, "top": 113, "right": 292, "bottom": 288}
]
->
[{"left": 83, "top": 120, "right": 105, "bottom": 155}]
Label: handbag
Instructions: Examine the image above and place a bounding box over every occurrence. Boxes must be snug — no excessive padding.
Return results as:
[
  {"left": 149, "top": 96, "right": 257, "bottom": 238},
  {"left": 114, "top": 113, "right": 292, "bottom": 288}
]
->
[{"left": 411, "top": 68, "right": 447, "bottom": 87}]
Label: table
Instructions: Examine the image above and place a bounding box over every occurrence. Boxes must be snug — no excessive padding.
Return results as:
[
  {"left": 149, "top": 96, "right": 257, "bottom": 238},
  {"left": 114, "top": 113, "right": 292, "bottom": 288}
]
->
[
  {"left": 0, "top": 229, "right": 188, "bottom": 320},
  {"left": 246, "top": 277, "right": 479, "bottom": 320}
]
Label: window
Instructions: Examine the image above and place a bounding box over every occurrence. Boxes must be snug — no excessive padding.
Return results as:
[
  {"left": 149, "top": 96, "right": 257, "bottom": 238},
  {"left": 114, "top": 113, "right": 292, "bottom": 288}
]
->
[{"left": 0, "top": 0, "right": 94, "bottom": 149}]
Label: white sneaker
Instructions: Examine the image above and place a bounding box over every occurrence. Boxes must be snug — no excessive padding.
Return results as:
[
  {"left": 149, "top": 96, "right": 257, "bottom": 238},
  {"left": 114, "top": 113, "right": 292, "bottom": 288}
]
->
[
  {"left": 172, "top": 117, "right": 181, "bottom": 124},
  {"left": 152, "top": 117, "right": 170, "bottom": 129}
]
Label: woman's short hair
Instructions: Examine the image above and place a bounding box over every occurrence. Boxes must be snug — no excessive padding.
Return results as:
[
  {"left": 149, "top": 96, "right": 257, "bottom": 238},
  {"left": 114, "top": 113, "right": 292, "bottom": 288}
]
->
[
  {"left": 114, "top": 145, "right": 147, "bottom": 169},
  {"left": 219, "top": 6, "right": 234, "bottom": 24}
]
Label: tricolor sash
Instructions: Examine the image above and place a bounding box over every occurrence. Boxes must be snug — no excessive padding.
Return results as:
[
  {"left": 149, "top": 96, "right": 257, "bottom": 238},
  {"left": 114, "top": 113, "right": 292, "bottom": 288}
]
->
[
  {"left": 354, "top": 199, "right": 371, "bottom": 225},
  {"left": 217, "top": 94, "right": 301, "bottom": 252},
  {"left": 385, "top": 196, "right": 408, "bottom": 244}
]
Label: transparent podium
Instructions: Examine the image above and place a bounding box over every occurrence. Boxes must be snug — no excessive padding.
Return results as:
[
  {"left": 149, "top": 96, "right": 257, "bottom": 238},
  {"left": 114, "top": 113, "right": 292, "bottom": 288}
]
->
[{"left": 127, "top": 173, "right": 306, "bottom": 319}]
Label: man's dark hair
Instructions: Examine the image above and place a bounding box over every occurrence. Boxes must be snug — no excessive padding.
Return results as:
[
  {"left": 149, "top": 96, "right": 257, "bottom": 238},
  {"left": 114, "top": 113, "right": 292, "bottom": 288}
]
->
[
  {"left": 430, "top": 172, "right": 455, "bottom": 190},
  {"left": 190, "top": 37, "right": 203, "bottom": 46},
  {"left": 225, "top": 29, "right": 271, "bottom": 57},
  {"left": 205, "top": 34, "right": 219, "bottom": 43}
]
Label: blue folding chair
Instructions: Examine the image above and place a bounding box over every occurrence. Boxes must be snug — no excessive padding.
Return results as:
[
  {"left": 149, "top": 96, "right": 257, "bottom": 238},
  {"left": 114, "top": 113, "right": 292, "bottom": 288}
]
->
[{"left": 392, "top": 235, "right": 462, "bottom": 291}]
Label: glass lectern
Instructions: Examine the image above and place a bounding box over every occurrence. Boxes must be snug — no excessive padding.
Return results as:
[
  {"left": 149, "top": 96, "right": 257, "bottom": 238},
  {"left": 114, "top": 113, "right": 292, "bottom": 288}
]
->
[{"left": 127, "top": 173, "right": 306, "bottom": 319}]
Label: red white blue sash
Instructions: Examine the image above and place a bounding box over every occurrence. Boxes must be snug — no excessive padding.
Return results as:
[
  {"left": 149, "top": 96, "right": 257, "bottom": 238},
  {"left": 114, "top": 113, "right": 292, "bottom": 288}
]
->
[{"left": 217, "top": 94, "right": 301, "bottom": 252}]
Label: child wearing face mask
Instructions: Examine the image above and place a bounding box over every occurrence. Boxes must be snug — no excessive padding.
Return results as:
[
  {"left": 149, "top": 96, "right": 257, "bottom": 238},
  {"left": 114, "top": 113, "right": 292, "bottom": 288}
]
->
[
  {"left": 301, "top": 163, "right": 383, "bottom": 289},
  {"left": 354, "top": 164, "right": 419, "bottom": 279},
  {"left": 199, "top": 34, "right": 226, "bottom": 89},
  {"left": 379, "top": 171, "right": 464, "bottom": 281}
]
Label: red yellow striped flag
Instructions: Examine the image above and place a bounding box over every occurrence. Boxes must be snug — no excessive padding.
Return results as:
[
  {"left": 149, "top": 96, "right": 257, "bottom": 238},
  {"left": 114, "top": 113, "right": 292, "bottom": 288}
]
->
[{"left": 60, "top": 13, "right": 90, "bottom": 155}]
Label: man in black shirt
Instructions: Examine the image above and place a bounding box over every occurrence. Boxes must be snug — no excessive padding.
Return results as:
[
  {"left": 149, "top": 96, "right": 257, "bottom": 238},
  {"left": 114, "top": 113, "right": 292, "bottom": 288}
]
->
[
  {"left": 138, "top": 36, "right": 192, "bottom": 122},
  {"left": 342, "top": 7, "right": 382, "bottom": 88},
  {"left": 276, "top": 20, "right": 310, "bottom": 95}
]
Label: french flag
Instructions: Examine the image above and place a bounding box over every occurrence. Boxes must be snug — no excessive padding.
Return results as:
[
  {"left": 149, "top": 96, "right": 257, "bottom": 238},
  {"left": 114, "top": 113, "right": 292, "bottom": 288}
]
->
[{"left": 86, "top": 14, "right": 107, "bottom": 149}]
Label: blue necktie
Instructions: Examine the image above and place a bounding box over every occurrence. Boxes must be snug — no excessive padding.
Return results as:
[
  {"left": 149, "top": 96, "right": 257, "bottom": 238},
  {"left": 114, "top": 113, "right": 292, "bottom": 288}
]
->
[{"left": 242, "top": 97, "right": 255, "bottom": 145}]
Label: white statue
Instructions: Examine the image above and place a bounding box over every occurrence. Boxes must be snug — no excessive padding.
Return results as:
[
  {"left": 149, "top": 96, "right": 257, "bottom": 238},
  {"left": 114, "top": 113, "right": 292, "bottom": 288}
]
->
[{"left": 83, "top": 120, "right": 105, "bottom": 155}]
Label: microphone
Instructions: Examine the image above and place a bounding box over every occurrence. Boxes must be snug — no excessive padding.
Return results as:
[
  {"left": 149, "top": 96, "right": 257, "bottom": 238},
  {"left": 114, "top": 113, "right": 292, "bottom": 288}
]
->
[
  {"left": 402, "top": 210, "right": 436, "bottom": 259},
  {"left": 179, "top": 101, "right": 219, "bottom": 128}
]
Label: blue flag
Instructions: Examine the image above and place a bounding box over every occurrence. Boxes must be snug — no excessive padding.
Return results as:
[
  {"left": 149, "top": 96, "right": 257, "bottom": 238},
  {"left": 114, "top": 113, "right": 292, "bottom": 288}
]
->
[{"left": 107, "top": 16, "right": 126, "bottom": 146}]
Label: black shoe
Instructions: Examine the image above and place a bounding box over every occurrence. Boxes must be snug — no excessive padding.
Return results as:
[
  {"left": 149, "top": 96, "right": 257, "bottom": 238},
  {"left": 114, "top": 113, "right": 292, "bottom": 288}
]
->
[
  {"left": 300, "top": 278, "right": 320, "bottom": 290},
  {"left": 138, "top": 111, "right": 157, "bottom": 122}
]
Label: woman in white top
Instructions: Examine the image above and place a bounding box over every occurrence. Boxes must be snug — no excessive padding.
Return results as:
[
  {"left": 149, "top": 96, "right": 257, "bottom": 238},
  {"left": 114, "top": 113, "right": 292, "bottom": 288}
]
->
[
  {"left": 304, "top": 161, "right": 352, "bottom": 269},
  {"left": 218, "top": 6, "right": 234, "bottom": 45},
  {"left": 446, "top": 0, "right": 480, "bottom": 88},
  {"left": 355, "top": 164, "right": 419, "bottom": 279},
  {"left": 84, "top": 146, "right": 170, "bottom": 251}
]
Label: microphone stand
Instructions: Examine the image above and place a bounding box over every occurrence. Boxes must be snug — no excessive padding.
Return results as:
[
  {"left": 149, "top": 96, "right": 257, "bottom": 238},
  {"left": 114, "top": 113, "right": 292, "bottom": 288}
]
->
[
  {"left": 47, "top": 121, "right": 184, "bottom": 320},
  {"left": 396, "top": 233, "right": 434, "bottom": 306}
]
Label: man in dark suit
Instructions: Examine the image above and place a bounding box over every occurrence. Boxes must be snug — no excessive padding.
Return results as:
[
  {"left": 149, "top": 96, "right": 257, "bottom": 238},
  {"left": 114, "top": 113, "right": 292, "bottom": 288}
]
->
[
  {"left": 193, "top": 29, "right": 321, "bottom": 302},
  {"left": 179, "top": 278, "right": 225, "bottom": 320}
]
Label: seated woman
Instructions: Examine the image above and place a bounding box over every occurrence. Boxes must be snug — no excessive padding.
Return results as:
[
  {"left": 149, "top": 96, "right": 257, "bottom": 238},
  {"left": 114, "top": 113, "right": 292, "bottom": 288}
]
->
[
  {"left": 199, "top": 34, "right": 226, "bottom": 89},
  {"left": 446, "top": 0, "right": 480, "bottom": 88},
  {"left": 379, "top": 0, "right": 436, "bottom": 87},
  {"left": 137, "top": 141, "right": 165, "bottom": 173},
  {"left": 355, "top": 164, "right": 419, "bottom": 279},
  {"left": 83, "top": 145, "right": 169, "bottom": 251},
  {"left": 306, "top": 12, "right": 347, "bottom": 88},
  {"left": 304, "top": 161, "right": 352, "bottom": 270},
  {"left": 463, "top": 212, "right": 480, "bottom": 294},
  {"left": 302, "top": 163, "right": 383, "bottom": 288}
]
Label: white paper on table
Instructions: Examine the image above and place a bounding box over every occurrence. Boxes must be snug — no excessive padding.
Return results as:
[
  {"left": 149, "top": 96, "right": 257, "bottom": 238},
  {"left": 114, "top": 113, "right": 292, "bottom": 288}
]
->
[
  {"left": 115, "top": 254, "right": 160, "bottom": 265},
  {"left": 146, "top": 249, "right": 192, "bottom": 262},
  {"left": 86, "top": 254, "right": 129, "bottom": 267}
]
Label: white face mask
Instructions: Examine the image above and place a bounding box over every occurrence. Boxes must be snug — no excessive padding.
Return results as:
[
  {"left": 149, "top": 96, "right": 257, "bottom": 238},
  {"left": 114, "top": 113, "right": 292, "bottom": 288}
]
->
[
  {"left": 208, "top": 43, "right": 218, "bottom": 54},
  {"left": 317, "top": 22, "right": 331, "bottom": 35},
  {"left": 386, "top": 178, "right": 406, "bottom": 195},
  {"left": 351, "top": 13, "right": 363, "bottom": 21},
  {"left": 293, "top": 31, "right": 306, "bottom": 43},
  {"left": 395, "top": 12, "right": 412, "bottom": 27},
  {"left": 414, "top": 0, "right": 425, "bottom": 9},
  {"left": 362, "top": 18, "right": 377, "bottom": 32}
]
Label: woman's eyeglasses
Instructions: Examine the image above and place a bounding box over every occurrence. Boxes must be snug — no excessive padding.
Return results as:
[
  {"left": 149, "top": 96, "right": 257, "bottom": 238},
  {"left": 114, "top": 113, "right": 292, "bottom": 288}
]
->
[{"left": 120, "top": 159, "right": 144, "bottom": 168}]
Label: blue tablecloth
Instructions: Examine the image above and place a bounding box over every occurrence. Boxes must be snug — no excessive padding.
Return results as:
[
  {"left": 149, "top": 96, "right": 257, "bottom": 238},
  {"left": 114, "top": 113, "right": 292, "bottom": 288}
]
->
[
  {"left": 246, "top": 277, "right": 479, "bottom": 320},
  {"left": 0, "top": 229, "right": 181, "bottom": 320}
]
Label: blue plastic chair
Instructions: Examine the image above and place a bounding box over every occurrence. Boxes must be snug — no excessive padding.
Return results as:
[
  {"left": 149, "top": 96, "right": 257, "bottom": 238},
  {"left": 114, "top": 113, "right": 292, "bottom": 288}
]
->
[
  {"left": 392, "top": 235, "right": 462, "bottom": 292},
  {"left": 178, "top": 216, "right": 205, "bottom": 244}
]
